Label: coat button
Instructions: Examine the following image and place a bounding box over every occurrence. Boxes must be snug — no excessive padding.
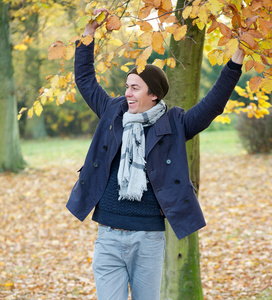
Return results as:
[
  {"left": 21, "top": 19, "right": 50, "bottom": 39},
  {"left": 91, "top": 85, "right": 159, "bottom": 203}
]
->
[
  {"left": 109, "top": 125, "right": 112, "bottom": 130},
  {"left": 166, "top": 159, "right": 171, "bottom": 164},
  {"left": 93, "top": 162, "right": 99, "bottom": 168},
  {"left": 158, "top": 140, "right": 163, "bottom": 145},
  {"left": 80, "top": 179, "right": 85, "bottom": 185},
  {"left": 175, "top": 180, "right": 180, "bottom": 184},
  {"left": 103, "top": 145, "right": 108, "bottom": 151}
]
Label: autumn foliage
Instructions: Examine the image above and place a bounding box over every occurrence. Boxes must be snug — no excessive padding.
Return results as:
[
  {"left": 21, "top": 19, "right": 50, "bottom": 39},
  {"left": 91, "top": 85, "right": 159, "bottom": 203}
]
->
[{"left": 17, "top": 0, "right": 272, "bottom": 122}]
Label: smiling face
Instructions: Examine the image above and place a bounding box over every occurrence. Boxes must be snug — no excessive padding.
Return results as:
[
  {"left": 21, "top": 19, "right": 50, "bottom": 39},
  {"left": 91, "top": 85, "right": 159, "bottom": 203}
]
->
[{"left": 125, "top": 74, "right": 158, "bottom": 114}]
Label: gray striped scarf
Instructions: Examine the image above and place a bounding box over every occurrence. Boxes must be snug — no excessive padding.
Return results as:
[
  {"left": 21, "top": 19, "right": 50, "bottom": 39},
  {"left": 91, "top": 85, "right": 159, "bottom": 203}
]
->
[{"left": 118, "top": 100, "right": 166, "bottom": 201}]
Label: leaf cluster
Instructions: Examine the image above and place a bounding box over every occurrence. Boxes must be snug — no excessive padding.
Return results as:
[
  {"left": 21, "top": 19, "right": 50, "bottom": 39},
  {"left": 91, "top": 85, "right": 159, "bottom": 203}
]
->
[{"left": 18, "top": 0, "right": 272, "bottom": 123}]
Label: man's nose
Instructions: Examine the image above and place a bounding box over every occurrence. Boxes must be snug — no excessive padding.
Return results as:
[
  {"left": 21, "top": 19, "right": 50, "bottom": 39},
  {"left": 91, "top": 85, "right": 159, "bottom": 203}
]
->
[{"left": 125, "top": 88, "right": 132, "bottom": 97}]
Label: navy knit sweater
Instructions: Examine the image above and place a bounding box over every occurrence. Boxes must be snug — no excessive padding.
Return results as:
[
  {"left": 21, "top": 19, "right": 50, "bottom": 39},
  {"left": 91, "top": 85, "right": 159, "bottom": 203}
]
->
[{"left": 92, "top": 130, "right": 165, "bottom": 231}]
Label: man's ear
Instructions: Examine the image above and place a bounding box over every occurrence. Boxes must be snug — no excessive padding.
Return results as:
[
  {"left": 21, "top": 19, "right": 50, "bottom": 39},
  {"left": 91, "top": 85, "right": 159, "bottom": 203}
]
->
[{"left": 151, "top": 94, "right": 158, "bottom": 102}]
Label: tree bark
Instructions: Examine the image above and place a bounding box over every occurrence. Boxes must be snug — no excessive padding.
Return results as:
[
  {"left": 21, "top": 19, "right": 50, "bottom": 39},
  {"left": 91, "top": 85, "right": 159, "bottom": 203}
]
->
[
  {"left": 161, "top": 1, "right": 205, "bottom": 298},
  {"left": 0, "top": 2, "right": 25, "bottom": 172}
]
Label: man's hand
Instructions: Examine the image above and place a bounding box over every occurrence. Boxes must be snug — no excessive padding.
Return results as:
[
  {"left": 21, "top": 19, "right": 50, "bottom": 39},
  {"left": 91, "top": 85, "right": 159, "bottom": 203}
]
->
[
  {"left": 231, "top": 47, "right": 245, "bottom": 65},
  {"left": 83, "top": 8, "right": 109, "bottom": 37}
]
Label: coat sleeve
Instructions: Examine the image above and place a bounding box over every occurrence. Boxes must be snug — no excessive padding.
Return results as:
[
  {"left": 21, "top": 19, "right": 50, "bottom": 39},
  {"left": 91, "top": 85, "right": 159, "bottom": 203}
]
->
[
  {"left": 74, "top": 40, "right": 111, "bottom": 119},
  {"left": 183, "top": 62, "right": 242, "bottom": 140}
]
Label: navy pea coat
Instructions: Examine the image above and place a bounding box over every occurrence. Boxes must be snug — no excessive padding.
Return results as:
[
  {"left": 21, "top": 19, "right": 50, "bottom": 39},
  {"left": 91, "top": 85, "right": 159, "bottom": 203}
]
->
[{"left": 66, "top": 41, "right": 241, "bottom": 240}]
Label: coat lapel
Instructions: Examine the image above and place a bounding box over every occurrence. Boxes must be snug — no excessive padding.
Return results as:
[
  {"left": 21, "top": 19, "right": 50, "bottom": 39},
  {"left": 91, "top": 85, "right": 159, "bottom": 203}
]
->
[
  {"left": 145, "top": 112, "right": 172, "bottom": 157},
  {"left": 112, "top": 100, "right": 128, "bottom": 148}
]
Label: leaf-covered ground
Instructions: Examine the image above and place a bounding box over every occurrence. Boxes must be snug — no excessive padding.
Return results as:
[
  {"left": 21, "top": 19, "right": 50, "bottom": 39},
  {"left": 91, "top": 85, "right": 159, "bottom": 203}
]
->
[{"left": 0, "top": 153, "right": 271, "bottom": 299}]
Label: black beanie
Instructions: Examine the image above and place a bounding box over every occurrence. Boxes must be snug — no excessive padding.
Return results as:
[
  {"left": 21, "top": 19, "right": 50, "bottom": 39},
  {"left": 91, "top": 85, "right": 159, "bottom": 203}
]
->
[{"left": 127, "top": 65, "right": 169, "bottom": 100}]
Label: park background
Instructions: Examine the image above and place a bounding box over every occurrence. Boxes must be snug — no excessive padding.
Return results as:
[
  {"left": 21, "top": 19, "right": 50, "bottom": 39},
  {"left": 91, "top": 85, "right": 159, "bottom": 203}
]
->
[{"left": 1, "top": 0, "right": 272, "bottom": 299}]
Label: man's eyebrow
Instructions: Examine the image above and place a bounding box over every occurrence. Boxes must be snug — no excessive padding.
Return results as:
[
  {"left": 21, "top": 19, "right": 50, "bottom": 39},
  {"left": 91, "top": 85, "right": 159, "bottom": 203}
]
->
[{"left": 126, "top": 83, "right": 141, "bottom": 87}]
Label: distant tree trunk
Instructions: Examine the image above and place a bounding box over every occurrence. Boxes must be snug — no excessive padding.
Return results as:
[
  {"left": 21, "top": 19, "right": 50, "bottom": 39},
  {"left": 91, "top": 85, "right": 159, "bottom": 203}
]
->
[
  {"left": 0, "top": 2, "right": 25, "bottom": 172},
  {"left": 161, "top": 0, "right": 205, "bottom": 299},
  {"left": 23, "top": 12, "right": 47, "bottom": 139}
]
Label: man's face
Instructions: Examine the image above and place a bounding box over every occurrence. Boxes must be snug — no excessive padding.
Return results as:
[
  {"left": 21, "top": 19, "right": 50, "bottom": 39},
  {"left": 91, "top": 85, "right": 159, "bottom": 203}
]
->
[{"left": 125, "top": 74, "right": 157, "bottom": 114}]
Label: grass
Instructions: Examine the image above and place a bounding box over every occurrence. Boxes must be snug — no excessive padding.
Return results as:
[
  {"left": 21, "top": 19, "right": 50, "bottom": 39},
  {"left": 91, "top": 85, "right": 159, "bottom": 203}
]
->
[
  {"left": 200, "top": 129, "right": 244, "bottom": 155},
  {"left": 21, "top": 137, "right": 91, "bottom": 167},
  {"left": 21, "top": 130, "right": 243, "bottom": 167}
]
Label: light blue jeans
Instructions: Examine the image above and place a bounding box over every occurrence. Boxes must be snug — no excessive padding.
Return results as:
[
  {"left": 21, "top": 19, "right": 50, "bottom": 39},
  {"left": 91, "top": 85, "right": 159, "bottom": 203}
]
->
[{"left": 92, "top": 225, "right": 166, "bottom": 300}]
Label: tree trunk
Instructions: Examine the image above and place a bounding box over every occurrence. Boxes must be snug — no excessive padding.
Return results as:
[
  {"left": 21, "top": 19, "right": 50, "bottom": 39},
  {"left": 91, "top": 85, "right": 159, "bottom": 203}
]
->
[
  {"left": 161, "top": 1, "right": 205, "bottom": 299},
  {"left": 23, "top": 12, "right": 47, "bottom": 139},
  {"left": 0, "top": 2, "right": 25, "bottom": 172}
]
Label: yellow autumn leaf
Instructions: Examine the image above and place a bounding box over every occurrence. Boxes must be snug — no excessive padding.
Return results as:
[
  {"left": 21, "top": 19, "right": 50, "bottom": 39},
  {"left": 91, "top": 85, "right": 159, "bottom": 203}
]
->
[
  {"left": 190, "top": 5, "right": 200, "bottom": 18},
  {"left": 198, "top": 5, "right": 209, "bottom": 24},
  {"left": 58, "top": 76, "right": 67, "bottom": 89},
  {"left": 249, "top": 76, "right": 263, "bottom": 92},
  {"left": 206, "top": 0, "right": 222, "bottom": 15},
  {"left": 96, "top": 11, "right": 107, "bottom": 25},
  {"left": 258, "top": 99, "right": 271, "bottom": 108},
  {"left": 85, "top": 1, "right": 97, "bottom": 14},
  {"left": 195, "top": 18, "right": 205, "bottom": 30},
  {"left": 40, "top": 95, "right": 47, "bottom": 105},
  {"left": 165, "top": 57, "right": 176, "bottom": 68},
  {"left": 102, "top": 77, "right": 111, "bottom": 86},
  {"left": 63, "top": 44, "right": 75, "bottom": 60},
  {"left": 165, "top": 24, "right": 179, "bottom": 34},
  {"left": 4, "top": 282, "right": 14, "bottom": 287},
  {"left": 225, "top": 38, "right": 238, "bottom": 58},
  {"left": 164, "top": 15, "right": 177, "bottom": 23},
  {"left": 129, "top": 49, "right": 142, "bottom": 59},
  {"left": 173, "top": 25, "right": 187, "bottom": 41},
  {"left": 34, "top": 101, "right": 43, "bottom": 116},
  {"left": 53, "top": 88, "right": 61, "bottom": 97},
  {"left": 118, "top": 48, "right": 126, "bottom": 58},
  {"left": 77, "top": 15, "right": 92, "bottom": 29},
  {"left": 138, "top": 5, "right": 153, "bottom": 20},
  {"left": 152, "top": 31, "right": 165, "bottom": 55},
  {"left": 65, "top": 71, "right": 73, "bottom": 82},
  {"left": 56, "top": 91, "right": 66, "bottom": 105},
  {"left": 46, "top": 88, "right": 54, "bottom": 98},
  {"left": 136, "top": 46, "right": 153, "bottom": 73},
  {"left": 153, "top": 59, "right": 165, "bottom": 69},
  {"left": 161, "top": 0, "right": 172, "bottom": 11},
  {"left": 106, "top": 52, "right": 115, "bottom": 62},
  {"left": 28, "top": 107, "right": 34, "bottom": 119},
  {"left": 214, "top": 115, "right": 231, "bottom": 124},
  {"left": 106, "top": 15, "right": 121, "bottom": 31},
  {"left": 67, "top": 92, "right": 76, "bottom": 103},
  {"left": 207, "top": 49, "right": 220, "bottom": 66},
  {"left": 154, "top": 0, "right": 161, "bottom": 8},
  {"left": 96, "top": 61, "right": 107, "bottom": 73},
  {"left": 51, "top": 75, "right": 59, "bottom": 89},
  {"left": 136, "top": 20, "right": 153, "bottom": 32},
  {"left": 138, "top": 31, "right": 152, "bottom": 48},
  {"left": 108, "top": 38, "right": 123, "bottom": 47},
  {"left": 261, "top": 78, "right": 272, "bottom": 93},
  {"left": 182, "top": 6, "right": 192, "bottom": 20},
  {"left": 81, "top": 35, "right": 94, "bottom": 46},
  {"left": 47, "top": 41, "right": 66, "bottom": 60},
  {"left": 121, "top": 65, "right": 130, "bottom": 72},
  {"left": 14, "top": 44, "right": 28, "bottom": 51},
  {"left": 235, "top": 86, "right": 248, "bottom": 97},
  {"left": 18, "top": 107, "right": 27, "bottom": 114}
]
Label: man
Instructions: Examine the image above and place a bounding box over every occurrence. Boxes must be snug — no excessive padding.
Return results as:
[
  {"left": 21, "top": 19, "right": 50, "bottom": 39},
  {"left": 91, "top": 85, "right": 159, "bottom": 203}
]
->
[{"left": 66, "top": 8, "right": 245, "bottom": 300}]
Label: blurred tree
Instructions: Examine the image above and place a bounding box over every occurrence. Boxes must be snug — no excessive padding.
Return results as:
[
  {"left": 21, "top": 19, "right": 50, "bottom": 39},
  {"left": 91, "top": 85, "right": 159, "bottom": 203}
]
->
[
  {"left": 22, "top": 11, "right": 47, "bottom": 139},
  {"left": 0, "top": 2, "right": 25, "bottom": 172}
]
